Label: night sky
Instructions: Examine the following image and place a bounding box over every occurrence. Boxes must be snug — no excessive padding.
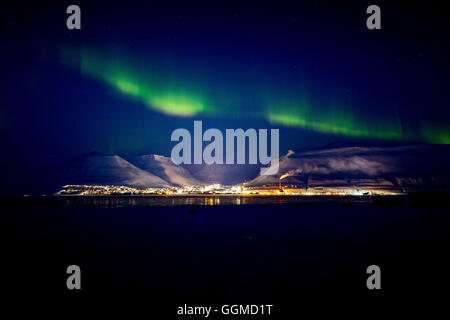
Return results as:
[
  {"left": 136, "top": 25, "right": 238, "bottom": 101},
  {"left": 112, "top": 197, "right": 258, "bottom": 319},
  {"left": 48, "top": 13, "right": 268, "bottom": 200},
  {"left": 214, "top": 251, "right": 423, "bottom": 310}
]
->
[{"left": 2, "top": 1, "right": 450, "bottom": 158}]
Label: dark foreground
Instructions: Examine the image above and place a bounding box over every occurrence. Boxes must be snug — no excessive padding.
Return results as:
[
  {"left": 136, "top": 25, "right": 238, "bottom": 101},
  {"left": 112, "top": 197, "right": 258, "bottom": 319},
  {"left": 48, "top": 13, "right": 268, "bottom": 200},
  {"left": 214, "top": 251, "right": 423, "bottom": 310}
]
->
[{"left": 2, "top": 195, "right": 450, "bottom": 316}]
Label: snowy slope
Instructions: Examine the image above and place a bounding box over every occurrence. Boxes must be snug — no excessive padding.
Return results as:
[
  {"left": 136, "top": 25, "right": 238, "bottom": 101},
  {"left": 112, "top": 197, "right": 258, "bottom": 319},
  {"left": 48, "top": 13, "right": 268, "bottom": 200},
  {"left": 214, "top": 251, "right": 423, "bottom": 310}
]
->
[
  {"left": 247, "top": 145, "right": 450, "bottom": 192},
  {"left": 127, "top": 154, "right": 203, "bottom": 186},
  {"left": 58, "top": 154, "right": 172, "bottom": 188}
]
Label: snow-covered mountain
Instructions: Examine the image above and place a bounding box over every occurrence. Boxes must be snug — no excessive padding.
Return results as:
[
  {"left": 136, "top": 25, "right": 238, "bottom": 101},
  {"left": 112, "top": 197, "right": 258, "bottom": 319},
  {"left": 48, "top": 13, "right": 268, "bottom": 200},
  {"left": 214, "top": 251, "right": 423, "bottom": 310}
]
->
[
  {"left": 247, "top": 145, "right": 450, "bottom": 192},
  {"left": 57, "top": 154, "right": 172, "bottom": 188},
  {"left": 127, "top": 154, "right": 203, "bottom": 186},
  {"left": 7, "top": 144, "right": 450, "bottom": 195}
]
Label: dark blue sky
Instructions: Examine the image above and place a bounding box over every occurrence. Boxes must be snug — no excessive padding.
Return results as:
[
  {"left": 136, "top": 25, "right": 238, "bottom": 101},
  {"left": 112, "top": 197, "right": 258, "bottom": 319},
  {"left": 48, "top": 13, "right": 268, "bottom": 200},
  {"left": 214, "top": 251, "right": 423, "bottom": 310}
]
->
[{"left": 2, "top": 1, "right": 450, "bottom": 158}]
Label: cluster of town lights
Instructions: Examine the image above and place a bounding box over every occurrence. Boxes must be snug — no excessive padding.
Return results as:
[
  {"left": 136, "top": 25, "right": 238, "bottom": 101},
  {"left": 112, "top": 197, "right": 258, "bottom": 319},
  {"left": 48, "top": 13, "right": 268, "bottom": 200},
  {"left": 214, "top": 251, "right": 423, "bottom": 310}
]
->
[{"left": 57, "top": 184, "right": 400, "bottom": 196}]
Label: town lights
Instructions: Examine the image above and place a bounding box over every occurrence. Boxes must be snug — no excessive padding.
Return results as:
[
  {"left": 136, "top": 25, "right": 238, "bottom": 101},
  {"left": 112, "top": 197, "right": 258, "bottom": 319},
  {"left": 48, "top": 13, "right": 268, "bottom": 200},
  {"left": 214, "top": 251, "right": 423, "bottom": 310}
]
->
[{"left": 56, "top": 184, "right": 401, "bottom": 196}]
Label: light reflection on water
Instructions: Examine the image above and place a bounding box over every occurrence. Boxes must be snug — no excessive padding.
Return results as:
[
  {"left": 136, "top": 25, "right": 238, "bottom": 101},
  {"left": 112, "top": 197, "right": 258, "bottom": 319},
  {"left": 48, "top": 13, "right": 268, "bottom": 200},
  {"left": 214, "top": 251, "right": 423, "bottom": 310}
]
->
[
  {"left": 57, "top": 195, "right": 372, "bottom": 208},
  {"left": 62, "top": 195, "right": 242, "bottom": 208}
]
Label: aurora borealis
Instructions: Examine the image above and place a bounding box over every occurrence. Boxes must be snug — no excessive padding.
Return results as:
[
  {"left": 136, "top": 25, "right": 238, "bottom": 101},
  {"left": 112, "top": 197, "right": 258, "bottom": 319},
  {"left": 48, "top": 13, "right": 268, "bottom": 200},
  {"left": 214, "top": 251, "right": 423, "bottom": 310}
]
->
[
  {"left": 2, "top": 1, "right": 450, "bottom": 159},
  {"left": 61, "top": 47, "right": 209, "bottom": 117},
  {"left": 60, "top": 45, "right": 449, "bottom": 144}
]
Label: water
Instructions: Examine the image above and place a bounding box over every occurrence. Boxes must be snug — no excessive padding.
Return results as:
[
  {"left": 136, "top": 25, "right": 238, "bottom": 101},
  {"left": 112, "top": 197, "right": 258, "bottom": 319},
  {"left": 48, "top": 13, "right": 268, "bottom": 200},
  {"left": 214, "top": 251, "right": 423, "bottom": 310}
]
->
[
  {"left": 4, "top": 194, "right": 403, "bottom": 208},
  {"left": 3, "top": 195, "right": 449, "bottom": 311}
]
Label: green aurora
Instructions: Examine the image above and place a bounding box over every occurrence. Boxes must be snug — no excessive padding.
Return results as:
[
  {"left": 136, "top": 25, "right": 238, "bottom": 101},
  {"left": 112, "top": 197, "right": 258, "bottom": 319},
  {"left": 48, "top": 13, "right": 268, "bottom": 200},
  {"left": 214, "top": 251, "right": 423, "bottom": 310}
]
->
[
  {"left": 266, "top": 108, "right": 404, "bottom": 140},
  {"left": 62, "top": 47, "right": 209, "bottom": 117},
  {"left": 60, "top": 46, "right": 450, "bottom": 144}
]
